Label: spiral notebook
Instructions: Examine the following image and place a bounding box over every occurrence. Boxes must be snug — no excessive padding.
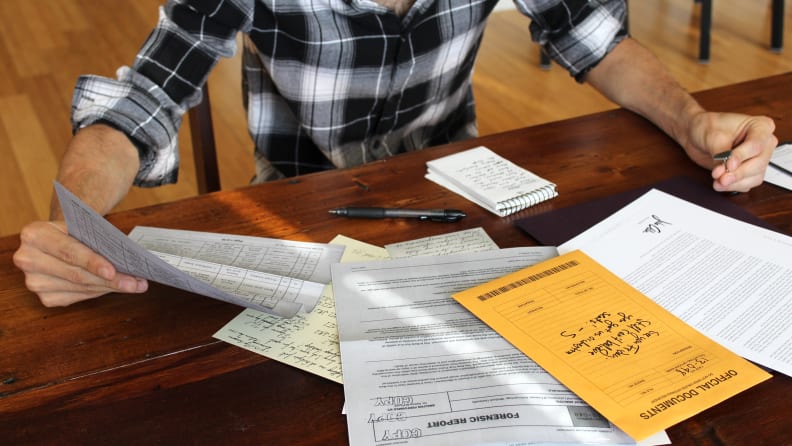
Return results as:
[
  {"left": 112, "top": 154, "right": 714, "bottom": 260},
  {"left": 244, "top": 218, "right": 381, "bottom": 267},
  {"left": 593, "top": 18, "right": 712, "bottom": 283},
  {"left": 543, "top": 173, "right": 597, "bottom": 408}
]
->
[{"left": 425, "top": 146, "right": 557, "bottom": 217}]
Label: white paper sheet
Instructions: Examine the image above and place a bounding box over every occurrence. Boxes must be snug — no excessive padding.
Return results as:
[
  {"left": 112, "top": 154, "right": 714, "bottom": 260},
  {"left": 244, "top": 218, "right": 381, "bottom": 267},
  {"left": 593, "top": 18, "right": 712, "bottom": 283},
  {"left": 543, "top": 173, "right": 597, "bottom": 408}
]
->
[
  {"left": 332, "top": 247, "right": 668, "bottom": 446},
  {"left": 559, "top": 189, "right": 792, "bottom": 377},
  {"left": 764, "top": 143, "right": 792, "bottom": 191},
  {"left": 54, "top": 181, "right": 340, "bottom": 318}
]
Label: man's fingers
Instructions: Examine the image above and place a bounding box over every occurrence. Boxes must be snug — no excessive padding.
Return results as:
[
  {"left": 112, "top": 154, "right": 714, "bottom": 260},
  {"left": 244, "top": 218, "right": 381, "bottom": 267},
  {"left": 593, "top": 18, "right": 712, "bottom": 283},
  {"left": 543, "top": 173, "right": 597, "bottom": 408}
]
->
[
  {"left": 712, "top": 160, "right": 766, "bottom": 192},
  {"left": 15, "top": 223, "right": 109, "bottom": 281},
  {"left": 14, "top": 220, "right": 148, "bottom": 307},
  {"left": 26, "top": 274, "right": 116, "bottom": 306},
  {"left": 20, "top": 243, "right": 147, "bottom": 289},
  {"left": 37, "top": 221, "right": 117, "bottom": 280},
  {"left": 36, "top": 289, "right": 113, "bottom": 308},
  {"left": 709, "top": 116, "right": 778, "bottom": 193}
]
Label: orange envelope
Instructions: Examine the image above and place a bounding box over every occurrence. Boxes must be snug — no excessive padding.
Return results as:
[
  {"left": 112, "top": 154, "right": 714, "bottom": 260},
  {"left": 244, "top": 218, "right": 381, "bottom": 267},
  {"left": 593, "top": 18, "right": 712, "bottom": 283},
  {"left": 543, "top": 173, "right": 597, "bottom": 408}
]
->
[{"left": 453, "top": 250, "right": 771, "bottom": 440}]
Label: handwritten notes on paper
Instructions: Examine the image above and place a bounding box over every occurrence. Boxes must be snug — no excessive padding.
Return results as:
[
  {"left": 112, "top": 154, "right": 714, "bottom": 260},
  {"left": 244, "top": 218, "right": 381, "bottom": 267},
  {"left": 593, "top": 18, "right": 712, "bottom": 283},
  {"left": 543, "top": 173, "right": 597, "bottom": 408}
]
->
[
  {"left": 561, "top": 310, "right": 660, "bottom": 360},
  {"left": 214, "top": 235, "right": 390, "bottom": 383},
  {"left": 214, "top": 286, "right": 342, "bottom": 382},
  {"left": 453, "top": 250, "right": 771, "bottom": 440},
  {"left": 384, "top": 227, "right": 498, "bottom": 258},
  {"left": 425, "top": 146, "right": 557, "bottom": 217}
]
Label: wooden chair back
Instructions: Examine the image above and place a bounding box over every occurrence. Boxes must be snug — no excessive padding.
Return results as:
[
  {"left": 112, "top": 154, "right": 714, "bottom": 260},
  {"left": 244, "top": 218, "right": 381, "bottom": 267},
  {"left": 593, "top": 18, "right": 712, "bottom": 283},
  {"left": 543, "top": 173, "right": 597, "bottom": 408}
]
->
[{"left": 187, "top": 84, "right": 221, "bottom": 194}]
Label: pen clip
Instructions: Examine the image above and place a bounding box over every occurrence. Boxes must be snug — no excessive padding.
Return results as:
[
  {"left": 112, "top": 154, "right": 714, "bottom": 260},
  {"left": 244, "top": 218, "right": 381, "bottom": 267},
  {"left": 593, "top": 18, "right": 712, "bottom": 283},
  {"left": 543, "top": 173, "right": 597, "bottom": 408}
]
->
[{"left": 422, "top": 211, "right": 466, "bottom": 223}]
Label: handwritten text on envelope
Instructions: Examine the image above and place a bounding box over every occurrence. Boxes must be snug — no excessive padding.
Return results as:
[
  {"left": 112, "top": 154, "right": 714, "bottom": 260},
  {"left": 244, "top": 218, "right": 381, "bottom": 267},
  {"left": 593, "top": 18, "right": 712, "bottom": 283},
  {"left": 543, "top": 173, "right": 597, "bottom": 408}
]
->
[{"left": 453, "top": 250, "right": 771, "bottom": 440}]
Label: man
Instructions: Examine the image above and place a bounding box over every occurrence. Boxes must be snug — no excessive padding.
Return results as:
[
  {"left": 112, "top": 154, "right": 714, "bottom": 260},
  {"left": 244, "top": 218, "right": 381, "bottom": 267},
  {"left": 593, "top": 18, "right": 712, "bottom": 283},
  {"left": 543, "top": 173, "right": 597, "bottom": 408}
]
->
[{"left": 13, "top": 0, "right": 777, "bottom": 307}]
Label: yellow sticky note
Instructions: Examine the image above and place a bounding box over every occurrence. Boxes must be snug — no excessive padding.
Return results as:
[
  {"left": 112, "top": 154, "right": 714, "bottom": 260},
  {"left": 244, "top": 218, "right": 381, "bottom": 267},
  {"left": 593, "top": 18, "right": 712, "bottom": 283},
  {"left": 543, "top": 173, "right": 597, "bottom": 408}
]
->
[{"left": 453, "top": 250, "right": 771, "bottom": 440}]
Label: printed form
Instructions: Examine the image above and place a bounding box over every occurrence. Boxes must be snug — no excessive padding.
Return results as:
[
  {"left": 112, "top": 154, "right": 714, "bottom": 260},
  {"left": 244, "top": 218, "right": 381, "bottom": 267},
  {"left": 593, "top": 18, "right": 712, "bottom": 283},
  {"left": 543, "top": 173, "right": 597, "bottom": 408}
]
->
[
  {"left": 558, "top": 189, "right": 792, "bottom": 377},
  {"left": 54, "top": 181, "right": 342, "bottom": 318},
  {"left": 332, "top": 248, "right": 670, "bottom": 446},
  {"left": 454, "top": 250, "right": 770, "bottom": 441}
]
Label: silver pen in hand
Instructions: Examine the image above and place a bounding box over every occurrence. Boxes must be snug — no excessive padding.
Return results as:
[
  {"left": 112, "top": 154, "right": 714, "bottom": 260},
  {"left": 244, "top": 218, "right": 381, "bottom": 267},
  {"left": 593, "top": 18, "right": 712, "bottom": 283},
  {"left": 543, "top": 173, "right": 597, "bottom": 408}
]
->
[{"left": 329, "top": 207, "right": 466, "bottom": 222}]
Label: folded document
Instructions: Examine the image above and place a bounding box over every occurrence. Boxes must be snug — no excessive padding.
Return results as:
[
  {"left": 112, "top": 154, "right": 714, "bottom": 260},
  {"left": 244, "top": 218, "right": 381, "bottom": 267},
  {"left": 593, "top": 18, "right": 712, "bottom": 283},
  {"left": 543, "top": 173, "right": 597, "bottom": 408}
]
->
[{"left": 54, "top": 181, "right": 343, "bottom": 318}]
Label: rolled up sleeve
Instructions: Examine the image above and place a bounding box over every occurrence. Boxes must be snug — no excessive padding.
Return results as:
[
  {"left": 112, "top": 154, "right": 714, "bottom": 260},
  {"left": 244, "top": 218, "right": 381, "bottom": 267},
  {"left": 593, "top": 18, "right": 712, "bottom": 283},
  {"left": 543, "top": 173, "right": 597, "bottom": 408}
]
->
[
  {"left": 70, "top": 1, "right": 254, "bottom": 187},
  {"left": 515, "top": 0, "right": 628, "bottom": 81}
]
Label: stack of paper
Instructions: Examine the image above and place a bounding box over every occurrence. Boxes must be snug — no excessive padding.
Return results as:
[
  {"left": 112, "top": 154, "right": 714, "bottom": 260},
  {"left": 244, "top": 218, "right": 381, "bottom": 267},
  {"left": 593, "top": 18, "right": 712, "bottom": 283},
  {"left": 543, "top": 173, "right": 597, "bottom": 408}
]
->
[
  {"left": 426, "top": 146, "right": 557, "bottom": 216},
  {"left": 331, "top": 247, "right": 669, "bottom": 445}
]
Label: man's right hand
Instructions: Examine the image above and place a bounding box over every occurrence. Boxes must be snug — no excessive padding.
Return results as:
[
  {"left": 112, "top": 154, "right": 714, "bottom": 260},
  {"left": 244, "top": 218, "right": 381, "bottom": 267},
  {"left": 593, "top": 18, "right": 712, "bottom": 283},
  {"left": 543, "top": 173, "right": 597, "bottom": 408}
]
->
[{"left": 13, "top": 220, "right": 148, "bottom": 307}]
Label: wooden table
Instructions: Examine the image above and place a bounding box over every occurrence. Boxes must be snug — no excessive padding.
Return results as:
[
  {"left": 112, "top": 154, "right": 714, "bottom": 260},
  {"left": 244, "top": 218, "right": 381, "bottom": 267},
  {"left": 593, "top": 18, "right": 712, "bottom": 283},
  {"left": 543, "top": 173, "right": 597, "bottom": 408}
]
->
[{"left": 2, "top": 73, "right": 791, "bottom": 445}]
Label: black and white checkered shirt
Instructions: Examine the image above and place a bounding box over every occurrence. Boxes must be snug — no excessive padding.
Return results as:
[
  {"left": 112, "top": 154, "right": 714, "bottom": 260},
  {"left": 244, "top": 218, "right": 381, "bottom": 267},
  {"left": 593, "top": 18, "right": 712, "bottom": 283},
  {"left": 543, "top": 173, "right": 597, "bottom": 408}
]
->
[{"left": 71, "top": 0, "right": 626, "bottom": 186}]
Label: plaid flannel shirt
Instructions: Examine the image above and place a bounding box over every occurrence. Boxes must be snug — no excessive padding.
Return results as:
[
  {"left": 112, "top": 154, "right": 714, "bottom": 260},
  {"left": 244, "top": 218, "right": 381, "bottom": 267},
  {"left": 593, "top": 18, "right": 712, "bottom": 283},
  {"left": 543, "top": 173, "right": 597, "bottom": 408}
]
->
[{"left": 71, "top": 0, "right": 626, "bottom": 186}]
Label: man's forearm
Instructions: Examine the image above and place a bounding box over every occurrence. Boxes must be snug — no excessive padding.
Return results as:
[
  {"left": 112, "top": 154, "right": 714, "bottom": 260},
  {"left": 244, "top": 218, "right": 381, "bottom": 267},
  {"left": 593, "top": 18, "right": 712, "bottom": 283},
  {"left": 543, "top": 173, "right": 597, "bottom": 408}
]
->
[
  {"left": 50, "top": 124, "right": 141, "bottom": 219},
  {"left": 584, "top": 37, "right": 705, "bottom": 151}
]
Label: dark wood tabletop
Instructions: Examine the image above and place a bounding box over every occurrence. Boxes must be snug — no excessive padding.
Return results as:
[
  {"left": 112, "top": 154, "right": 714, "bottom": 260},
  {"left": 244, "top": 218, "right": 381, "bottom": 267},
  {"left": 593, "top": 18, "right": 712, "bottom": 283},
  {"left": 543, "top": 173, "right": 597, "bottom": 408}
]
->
[{"left": 1, "top": 73, "right": 791, "bottom": 446}]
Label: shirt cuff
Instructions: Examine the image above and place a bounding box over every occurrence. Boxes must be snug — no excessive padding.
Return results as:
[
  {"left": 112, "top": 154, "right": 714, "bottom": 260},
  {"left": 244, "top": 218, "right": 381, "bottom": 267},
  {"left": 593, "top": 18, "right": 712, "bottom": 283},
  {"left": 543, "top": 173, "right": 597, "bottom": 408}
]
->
[{"left": 71, "top": 70, "right": 183, "bottom": 187}]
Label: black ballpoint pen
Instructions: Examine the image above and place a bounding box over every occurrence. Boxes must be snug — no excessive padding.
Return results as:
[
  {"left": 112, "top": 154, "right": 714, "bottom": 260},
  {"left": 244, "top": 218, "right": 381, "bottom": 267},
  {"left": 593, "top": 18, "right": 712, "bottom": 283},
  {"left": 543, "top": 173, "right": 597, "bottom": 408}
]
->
[
  {"left": 769, "top": 160, "right": 792, "bottom": 178},
  {"left": 329, "top": 207, "right": 466, "bottom": 222}
]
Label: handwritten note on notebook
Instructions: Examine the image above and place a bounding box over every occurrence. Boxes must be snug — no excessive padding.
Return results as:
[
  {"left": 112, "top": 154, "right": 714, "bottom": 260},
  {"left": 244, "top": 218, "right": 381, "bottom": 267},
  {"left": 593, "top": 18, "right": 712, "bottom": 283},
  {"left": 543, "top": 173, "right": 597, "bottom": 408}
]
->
[
  {"left": 425, "top": 146, "right": 557, "bottom": 216},
  {"left": 453, "top": 250, "right": 771, "bottom": 441}
]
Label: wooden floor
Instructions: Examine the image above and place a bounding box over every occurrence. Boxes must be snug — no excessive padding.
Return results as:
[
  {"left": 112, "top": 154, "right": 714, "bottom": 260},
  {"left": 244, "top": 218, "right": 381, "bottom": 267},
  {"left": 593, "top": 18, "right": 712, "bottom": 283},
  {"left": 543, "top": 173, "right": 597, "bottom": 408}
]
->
[{"left": 1, "top": 0, "right": 790, "bottom": 238}]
